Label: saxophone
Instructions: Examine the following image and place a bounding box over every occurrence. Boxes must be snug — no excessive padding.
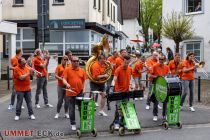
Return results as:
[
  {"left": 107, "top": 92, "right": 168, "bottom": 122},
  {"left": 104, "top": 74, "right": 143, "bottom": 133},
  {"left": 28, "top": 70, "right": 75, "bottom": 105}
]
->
[{"left": 86, "top": 34, "right": 112, "bottom": 84}]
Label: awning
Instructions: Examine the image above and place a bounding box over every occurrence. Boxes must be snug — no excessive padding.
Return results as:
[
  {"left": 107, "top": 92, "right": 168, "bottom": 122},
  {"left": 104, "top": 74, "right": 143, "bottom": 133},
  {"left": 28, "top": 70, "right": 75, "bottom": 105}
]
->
[{"left": 86, "top": 22, "right": 115, "bottom": 36}]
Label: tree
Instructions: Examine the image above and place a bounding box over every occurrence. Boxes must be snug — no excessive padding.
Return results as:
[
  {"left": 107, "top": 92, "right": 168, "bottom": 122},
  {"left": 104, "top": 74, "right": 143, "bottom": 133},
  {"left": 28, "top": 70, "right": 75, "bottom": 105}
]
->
[
  {"left": 162, "top": 11, "right": 194, "bottom": 53},
  {"left": 139, "top": 0, "right": 162, "bottom": 49}
]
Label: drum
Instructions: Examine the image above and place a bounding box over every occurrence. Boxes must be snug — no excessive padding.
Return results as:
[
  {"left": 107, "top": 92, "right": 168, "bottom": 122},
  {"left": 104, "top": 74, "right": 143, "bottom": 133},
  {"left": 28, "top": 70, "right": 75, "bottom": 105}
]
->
[{"left": 154, "top": 76, "right": 182, "bottom": 102}]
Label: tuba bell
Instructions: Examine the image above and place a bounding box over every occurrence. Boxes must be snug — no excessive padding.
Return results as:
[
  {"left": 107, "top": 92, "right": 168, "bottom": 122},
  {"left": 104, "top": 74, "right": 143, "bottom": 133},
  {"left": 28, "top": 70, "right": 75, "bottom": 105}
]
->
[{"left": 86, "top": 34, "right": 112, "bottom": 84}]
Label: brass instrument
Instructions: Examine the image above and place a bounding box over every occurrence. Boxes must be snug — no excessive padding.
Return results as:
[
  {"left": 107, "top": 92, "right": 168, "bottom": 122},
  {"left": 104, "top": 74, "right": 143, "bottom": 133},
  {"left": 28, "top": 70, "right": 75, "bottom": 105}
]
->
[
  {"left": 193, "top": 58, "right": 208, "bottom": 77},
  {"left": 26, "top": 65, "right": 43, "bottom": 76},
  {"left": 86, "top": 34, "right": 112, "bottom": 84}
]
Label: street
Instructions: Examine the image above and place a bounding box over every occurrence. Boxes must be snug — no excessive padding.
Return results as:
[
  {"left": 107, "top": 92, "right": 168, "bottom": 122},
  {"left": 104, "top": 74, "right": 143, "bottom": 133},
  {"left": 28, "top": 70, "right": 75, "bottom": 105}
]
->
[{"left": 0, "top": 81, "right": 210, "bottom": 140}]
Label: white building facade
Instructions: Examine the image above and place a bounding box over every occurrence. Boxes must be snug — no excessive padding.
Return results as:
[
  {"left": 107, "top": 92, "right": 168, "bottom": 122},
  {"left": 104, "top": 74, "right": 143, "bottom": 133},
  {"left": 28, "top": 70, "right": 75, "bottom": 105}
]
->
[
  {"left": 2, "top": 0, "right": 125, "bottom": 60},
  {"left": 162, "top": 0, "right": 210, "bottom": 74}
]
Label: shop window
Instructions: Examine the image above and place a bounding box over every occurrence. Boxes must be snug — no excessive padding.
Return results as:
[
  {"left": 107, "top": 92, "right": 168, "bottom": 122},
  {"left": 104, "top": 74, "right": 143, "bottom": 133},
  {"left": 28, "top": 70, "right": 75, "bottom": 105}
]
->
[
  {"left": 185, "top": 0, "right": 203, "bottom": 14},
  {"left": 54, "top": 0, "right": 64, "bottom": 4}
]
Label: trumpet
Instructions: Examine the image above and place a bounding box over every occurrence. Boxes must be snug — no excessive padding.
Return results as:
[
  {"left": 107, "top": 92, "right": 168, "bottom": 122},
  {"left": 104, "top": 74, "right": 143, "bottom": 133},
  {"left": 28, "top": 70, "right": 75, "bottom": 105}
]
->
[
  {"left": 193, "top": 58, "right": 208, "bottom": 78},
  {"left": 26, "top": 65, "right": 43, "bottom": 76}
]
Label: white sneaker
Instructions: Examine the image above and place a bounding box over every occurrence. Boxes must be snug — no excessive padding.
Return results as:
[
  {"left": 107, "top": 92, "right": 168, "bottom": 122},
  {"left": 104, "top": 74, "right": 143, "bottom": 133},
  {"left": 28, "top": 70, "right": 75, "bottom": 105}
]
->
[
  {"left": 71, "top": 125, "right": 76, "bottom": 131},
  {"left": 189, "top": 106, "right": 195, "bottom": 112},
  {"left": 21, "top": 106, "right": 25, "bottom": 109},
  {"left": 64, "top": 113, "right": 69, "bottom": 119},
  {"left": 145, "top": 105, "right": 150, "bottom": 110},
  {"left": 45, "top": 103, "right": 53, "bottom": 108},
  {"left": 14, "top": 116, "right": 20, "bottom": 121},
  {"left": 98, "top": 110, "right": 108, "bottom": 116},
  {"left": 135, "top": 98, "right": 139, "bottom": 101},
  {"left": 35, "top": 104, "right": 41, "bottom": 108},
  {"left": 140, "top": 97, "right": 144, "bottom": 100},
  {"left": 153, "top": 116, "right": 158, "bottom": 121},
  {"left": 114, "top": 124, "right": 119, "bottom": 129},
  {"left": 180, "top": 106, "right": 183, "bottom": 111},
  {"left": 8, "top": 105, "right": 14, "bottom": 110},
  {"left": 30, "top": 115, "right": 36, "bottom": 120},
  {"left": 158, "top": 105, "right": 162, "bottom": 110},
  {"left": 54, "top": 113, "right": 59, "bottom": 119},
  {"left": 95, "top": 102, "right": 99, "bottom": 107}
]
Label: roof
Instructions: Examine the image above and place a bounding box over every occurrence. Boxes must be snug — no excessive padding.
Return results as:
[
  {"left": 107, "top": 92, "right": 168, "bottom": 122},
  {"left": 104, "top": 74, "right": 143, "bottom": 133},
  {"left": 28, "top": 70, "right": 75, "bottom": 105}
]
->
[{"left": 121, "top": 0, "right": 139, "bottom": 19}]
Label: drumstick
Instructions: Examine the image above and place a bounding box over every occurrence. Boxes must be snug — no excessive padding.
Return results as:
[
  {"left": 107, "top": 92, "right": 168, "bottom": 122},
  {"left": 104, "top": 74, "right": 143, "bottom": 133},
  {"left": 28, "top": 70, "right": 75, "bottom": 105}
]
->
[
  {"left": 26, "top": 65, "right": 43, "bottom": 76},
  {"left": 62, "top": 88, "right": 77, "bottom": 94}
]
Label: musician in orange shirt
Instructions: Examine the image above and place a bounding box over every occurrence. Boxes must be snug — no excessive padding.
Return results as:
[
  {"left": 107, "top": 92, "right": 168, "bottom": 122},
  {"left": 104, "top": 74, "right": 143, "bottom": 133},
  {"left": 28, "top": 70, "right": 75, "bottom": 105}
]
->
[
  {"left": 180, "top": 52, "right": 198, "bottom": 112},
  {"left": 54, "top": 55, "right": 69, "bottom": 119},
  {"left": 90, "top": 54, "right": 109, "bottom": 116},
  {"left": 145, "top": 51, "right": 158, "bottom": 110},
  {"left": 106, "top": 50, "right": 119, "bottom": 94},
  {"left": 13, "top": 57, "right": 35, "bottom": 121},
  {"left": 150, "top": 55, "right": 169, "bottom": 121},
  {"left": 63, "top": 56, "right": 87, "bottom": 131},
  {"left": 8, "top": 48, "right": 23, "bottom": 110},
  {"left": 33, "top": 49, "right": 53, "bottom": 108},
  {"left": 168, "top": 53, "right": 182, "bottom": 77},
  {"left": 115, "top": 49, "right": 127, "bottom": 69}
]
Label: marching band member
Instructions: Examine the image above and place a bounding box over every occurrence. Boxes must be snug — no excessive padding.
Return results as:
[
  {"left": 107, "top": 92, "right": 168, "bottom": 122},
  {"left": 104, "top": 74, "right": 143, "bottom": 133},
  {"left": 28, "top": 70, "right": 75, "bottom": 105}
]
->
[
  {"left": 63, "top": 56, "right": 87, "bottom": 131},
  {"left": 65, "top": 50, "right": 73, "bottom": 66},
  {"left": 33, "top": 49, "right": 53, "bottom": 108},
  {"left": 132, "top": 55, "right": 147, "bottom": 100},
  {"left": 13, "top": 57, "right": 35, "bottom": 120},
  {"left": 150, "top": 54, "right": 169, "bottom": 121},
  {"left": 54, "top": 55, "right": 69, "bottom": 119},
  {"left": 145, "top": 51, "right": 159, "bottom": 110},
  {"left": 8, "top": 48, "right": 24, "bottom": 110},
  {"left": 115, "top": 49, "right": 127, "bottom": 69},
  {"left": 168, "top": 53, "right": 182, "bottom": 77},
  {"left": 111, "top": 55, "right": 133, "bottom": 129},
  {"left": 180, "top": 52, "right": 198, "bottom": 112},
  {"left": 106, "top": 50, "right": 119, "bottom": 94},
  {"left": 90, "top": 54, "right": 109, "bottom": 116}
]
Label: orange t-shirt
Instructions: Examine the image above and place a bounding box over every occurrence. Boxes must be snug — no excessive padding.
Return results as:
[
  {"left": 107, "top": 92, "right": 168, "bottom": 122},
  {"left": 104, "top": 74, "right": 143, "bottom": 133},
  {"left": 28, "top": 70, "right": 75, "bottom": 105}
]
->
[
  {"left": 33, "top": 56, "right": 47, "bottom": 77},
  {"left": 63, "top": 66, "right": 86, "bottom": 96},
  {"left": 11, "top": 55, "right": 19, "bottom": 67},
  {"left": 13, "top": 65, "right": 31, "bottom": 91},
  {"left": 115, "top": 56, "right": 124, "bottom": 69},
  {"left": 146, "top": 58, "right": 158, "bottom": 81},
  {"left": 114, "top": 66, "right": 132, "bottom": 92},
  {"left": 181, "top": 60, "right": 195, "bottom": 80},
  {"left": 55, "top": 64, "right": 65, "bottom": 86},
  {"left": 152, "top": 63, "right": 170, "bottom": 77},
  {"left": 132, "top": 61, "right": 144, "bottom": 78},
  {"left": 107, "top": 56, "right": 117, "bottom": 75},
  {"left": 90, "top": 61, "right": 106, "bottom": 80},
  {"left": 168, "top": 60, "right": 181, "bottom": 76}
]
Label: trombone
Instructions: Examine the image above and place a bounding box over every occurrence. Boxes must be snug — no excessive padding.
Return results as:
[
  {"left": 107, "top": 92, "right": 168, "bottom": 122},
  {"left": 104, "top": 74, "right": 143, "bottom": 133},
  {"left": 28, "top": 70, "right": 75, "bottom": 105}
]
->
[{"left": 193, "top": 58, "right": 208, "bottom": 78}]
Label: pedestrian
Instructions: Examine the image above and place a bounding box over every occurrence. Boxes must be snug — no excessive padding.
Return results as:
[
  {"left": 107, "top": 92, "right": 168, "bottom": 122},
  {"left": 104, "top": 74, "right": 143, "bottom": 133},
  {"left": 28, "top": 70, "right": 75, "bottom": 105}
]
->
[
  {"left": 13, "top": 57, "right": 35, "bottom": 120},
  {"left": 54, "top": 55, "right": 69, "bottom": 119},
  {"left": 63, "top": 56, "right": 87, "bottom": 131},
  {"left": 166, "top": 47, "right": 174, "bottom": 63},
  {"left": 8, "top": 48, "right": 25, "bottom": 110},
  {"left": 180, "top": 52, "right": 198, "bottom": 112},
  {"left": 33, "top": 49, "right": 53, "bottom": 108}
]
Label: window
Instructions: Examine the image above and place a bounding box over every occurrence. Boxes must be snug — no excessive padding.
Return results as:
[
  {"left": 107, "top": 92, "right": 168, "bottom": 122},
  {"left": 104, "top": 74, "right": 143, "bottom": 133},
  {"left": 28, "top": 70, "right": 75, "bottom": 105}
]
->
[
  {"left": 14, "top": 0, "right": 24, "bottom": 5},
  {"left": 54, "top": 0, "right": 64, "bottom": 4},
  {"left": 185, "top": 41, "right": 202, "bottom": 61},
  {"left": 111, "top": 3, "right": 113, "bottom": 20},
  {"left": 107, "top": 0, "right": 110, "bottom": 16},
  {"left": 185, "top": 0, "right": 203, "bottom": 14},
  {"left": 93, "top": 0, "right": 96, "bottom": 8},
  {"left": 113, "top": 6, "right": 115, "bottom": 22},
  {"left": 98, "top": 0, "right": 101, "bottom": 11}
]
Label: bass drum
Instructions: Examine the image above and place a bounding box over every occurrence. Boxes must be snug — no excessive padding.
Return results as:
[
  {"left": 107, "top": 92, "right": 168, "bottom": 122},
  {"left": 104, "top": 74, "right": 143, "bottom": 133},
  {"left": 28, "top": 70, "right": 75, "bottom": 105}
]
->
[{"left": 154, "top": 76, "right": 182, "bottom": 102}]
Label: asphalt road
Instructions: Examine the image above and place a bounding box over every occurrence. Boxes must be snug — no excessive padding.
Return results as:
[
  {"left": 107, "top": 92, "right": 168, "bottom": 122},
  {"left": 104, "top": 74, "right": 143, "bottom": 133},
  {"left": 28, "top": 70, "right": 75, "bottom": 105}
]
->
[{"left": 0, "top": 81, "right": 210, "bottom": 140}]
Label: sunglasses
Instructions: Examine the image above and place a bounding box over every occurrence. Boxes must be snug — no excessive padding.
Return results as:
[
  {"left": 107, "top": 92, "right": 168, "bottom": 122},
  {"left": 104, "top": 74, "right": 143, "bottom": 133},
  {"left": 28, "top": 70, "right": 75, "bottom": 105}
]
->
[
  {"left": 63, "top": 59, "right": 68, "bottom": 61},
  {"left": 159, "top": 59, "right": 165, "bottom": 60}
]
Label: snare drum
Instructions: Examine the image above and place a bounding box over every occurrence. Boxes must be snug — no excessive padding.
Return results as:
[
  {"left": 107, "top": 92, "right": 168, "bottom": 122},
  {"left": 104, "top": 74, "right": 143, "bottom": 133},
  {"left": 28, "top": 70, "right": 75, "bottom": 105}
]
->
[{"left": 154, "top": 76, "right": 182, "bottom": 102}]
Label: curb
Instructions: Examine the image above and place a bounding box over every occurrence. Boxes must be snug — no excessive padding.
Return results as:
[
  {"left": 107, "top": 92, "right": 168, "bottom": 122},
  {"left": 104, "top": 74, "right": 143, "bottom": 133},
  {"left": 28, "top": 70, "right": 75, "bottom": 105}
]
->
[{"left": 0, "top": 80, "right": 57, "bottom": 104}]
